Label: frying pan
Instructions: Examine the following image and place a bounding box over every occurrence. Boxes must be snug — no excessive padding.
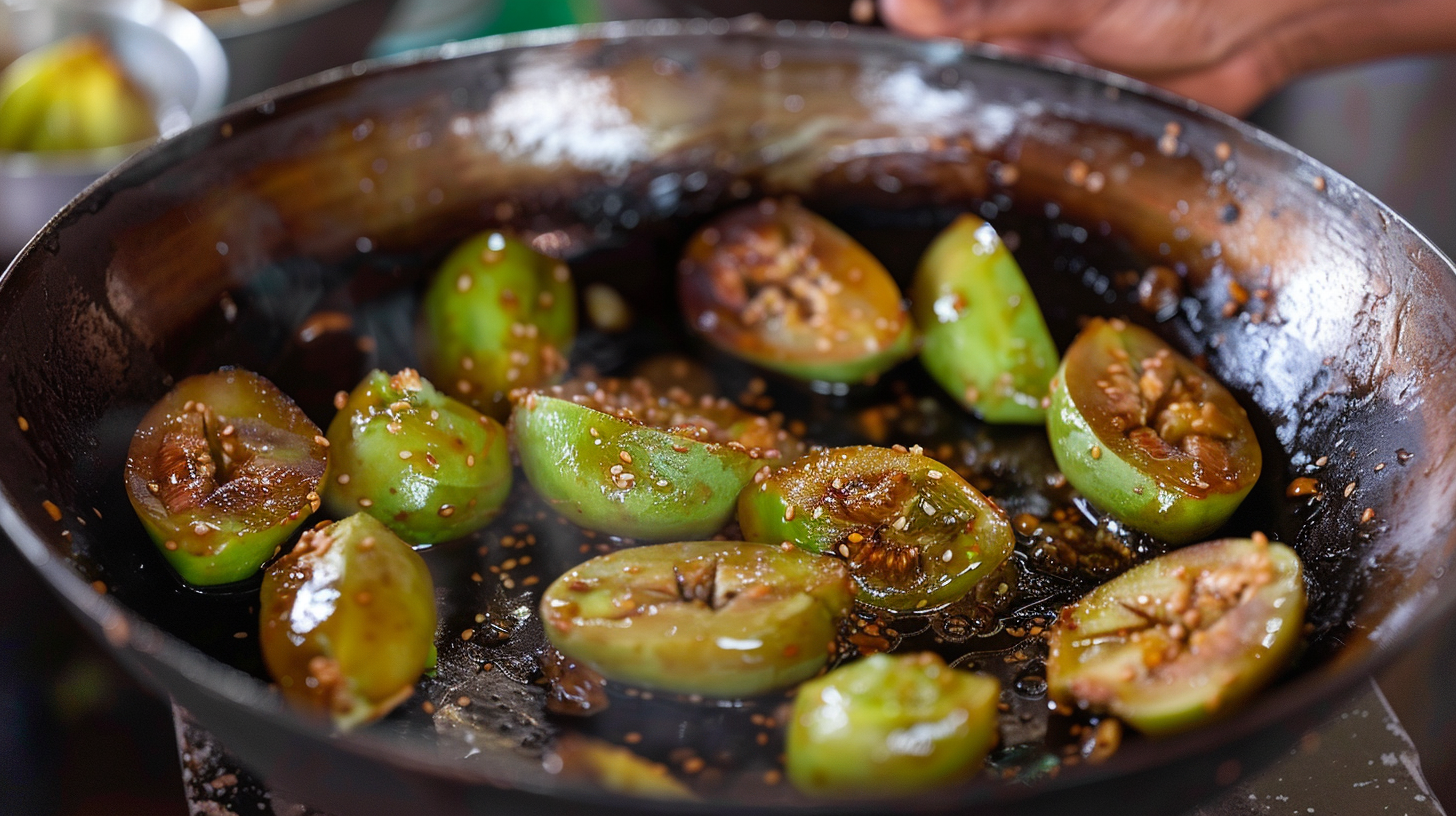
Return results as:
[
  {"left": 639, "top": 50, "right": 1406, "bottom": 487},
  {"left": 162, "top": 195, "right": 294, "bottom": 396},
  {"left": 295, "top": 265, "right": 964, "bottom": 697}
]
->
[{"left": 3, "top": 18, "right": 1455, "bottom": 816}]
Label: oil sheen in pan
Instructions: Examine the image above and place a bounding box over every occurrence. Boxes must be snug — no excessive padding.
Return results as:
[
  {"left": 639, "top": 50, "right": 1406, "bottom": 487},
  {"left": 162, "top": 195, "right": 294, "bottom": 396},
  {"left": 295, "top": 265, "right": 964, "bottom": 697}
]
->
[{"left": 94, "top": 198, "right": 1311, "bottom": 803}]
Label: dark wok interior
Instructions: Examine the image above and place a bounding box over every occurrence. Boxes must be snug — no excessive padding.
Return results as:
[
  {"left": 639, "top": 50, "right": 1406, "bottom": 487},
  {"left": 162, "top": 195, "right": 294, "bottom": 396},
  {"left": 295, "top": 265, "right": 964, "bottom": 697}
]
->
[{"left": 2, "top": 19, "right": 1456, "bottom": 816}]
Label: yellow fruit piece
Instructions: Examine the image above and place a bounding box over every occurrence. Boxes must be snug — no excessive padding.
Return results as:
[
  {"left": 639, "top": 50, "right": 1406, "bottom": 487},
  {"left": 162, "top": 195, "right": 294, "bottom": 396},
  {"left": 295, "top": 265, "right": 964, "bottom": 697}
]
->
[{"left": 0, "top": 35, "right": 157, "bottom": 152}]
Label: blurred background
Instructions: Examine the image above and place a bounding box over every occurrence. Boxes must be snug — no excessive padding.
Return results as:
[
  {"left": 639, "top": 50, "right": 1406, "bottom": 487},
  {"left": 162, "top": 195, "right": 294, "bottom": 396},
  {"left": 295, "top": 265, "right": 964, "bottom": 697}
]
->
[{"left": 1, "top": 0, "right": 1453, "bottom": 813}]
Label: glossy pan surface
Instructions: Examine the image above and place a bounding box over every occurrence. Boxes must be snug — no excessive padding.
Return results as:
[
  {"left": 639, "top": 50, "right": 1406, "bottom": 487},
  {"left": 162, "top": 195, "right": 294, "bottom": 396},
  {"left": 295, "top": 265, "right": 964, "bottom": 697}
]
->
[{"left": 2, "top": 18, "right": 1455, "bottom": 816}]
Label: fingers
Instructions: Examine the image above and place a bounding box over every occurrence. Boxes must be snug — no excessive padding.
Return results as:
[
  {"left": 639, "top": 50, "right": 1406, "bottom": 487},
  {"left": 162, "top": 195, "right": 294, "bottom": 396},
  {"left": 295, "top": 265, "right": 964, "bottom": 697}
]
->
[
  {"left": 877, "top": 0, "right": 955, "bottom": 38},
  {"left": 1150, "top": 0, "right": 1456, "bottom": 114},
  {"left": 881, "top": 0, "right": 1456, "bottom": 116},
  {"left": 1149, "top": 47, "right": 1291, "bottom": 116},
  {"left": 981, "top": 35, "right": 1091, "bottom": 64},
  {"left": 879, "top": 0, "right": 1353, "bottom": 77},
  {"left": 879, "top": 0, "right": 1116, "bottom": 41}
]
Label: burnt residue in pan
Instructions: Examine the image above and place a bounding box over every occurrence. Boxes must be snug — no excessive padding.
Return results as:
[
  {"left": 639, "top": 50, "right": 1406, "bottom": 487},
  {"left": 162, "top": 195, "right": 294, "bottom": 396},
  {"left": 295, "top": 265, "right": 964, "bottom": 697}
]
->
[{"left": 55, "top": 193, "right": 1349, "bottom": 803}]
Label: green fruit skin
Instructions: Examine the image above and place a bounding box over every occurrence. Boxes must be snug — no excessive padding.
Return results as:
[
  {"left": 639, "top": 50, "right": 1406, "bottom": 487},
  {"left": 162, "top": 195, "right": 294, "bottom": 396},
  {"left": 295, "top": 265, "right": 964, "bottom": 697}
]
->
[
  {"left": 124, "top": 369, "right": 328, "bottom": 586},
  {"left": 540, "top": 541, "right": 855, "bottom": 698},
  {"left": 737, "top": 446, "right": 1014, "bottom": 612},
  {"left": 260, "top": 513, "right": 437, "bottom": 730},
  {"left": 912, "top": 215, "right": 1059, "bottom": 424},
  {"left": 323, "top": 369, "right": 511, "bottom": 545},
  {"left": 421, "top": 231, "right": 575, "bottom": 419},
  {"left": 0, "top": 52, "right": 49, "bottom": 149},
  {"left": 787, "top": 652, "right": 1000, "bottom": 797},
  {"left": 1046, "top": 538, "right": 1306, "bottom": 736},
  {"left": 511, "top": 394, "right": 765, "bottom": 541},
  {"left": 1045, "top": 321, "right": 1259, "bottom": 544}
]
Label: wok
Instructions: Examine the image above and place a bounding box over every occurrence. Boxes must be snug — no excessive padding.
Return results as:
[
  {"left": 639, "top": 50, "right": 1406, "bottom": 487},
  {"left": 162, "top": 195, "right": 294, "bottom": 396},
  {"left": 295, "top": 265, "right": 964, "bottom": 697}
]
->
[{"left": 2, "top": 18, "right": 1455, "bottom": 816}]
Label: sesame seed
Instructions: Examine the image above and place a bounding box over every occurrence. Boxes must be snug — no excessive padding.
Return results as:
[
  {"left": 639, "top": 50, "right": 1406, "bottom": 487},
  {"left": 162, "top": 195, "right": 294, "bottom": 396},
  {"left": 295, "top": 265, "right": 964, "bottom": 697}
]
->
[
  {"left": 399, "top": 450, "right": 413, "bottom": 460},
  {"left": 337, "top": 473, "right": 350, "bottom": 484},
  {"left": 1360, "top": 508, "right": 1375, "bottom": 524},
  {"left": 927, "top": 470, "right": 943, "bottom": 480},
  {"left": 1344, "top": 481, "right": 1356, "bottom": 498},
  {"left": 619, "top": 451, "right": 633, "bottom": 464},
  {"left": 16, "top": 416, "right": 29, "bottom": 432},
  {"left": 784, "top": 505, "right": 796, "bottom": 522},
  {"left": 1091, "top": 446, "right": 1102, "bottom": 460},
  {"left": 41, "top": 501, "right": 61, "bottom": 521},
  {"left": 941, "top": 549, "right": 954, "bottom": 563},
  {"left": 359, "top": 498, "right": 373, "bottom": 507},
  {"left": 334, "top": 391, "right": 348, "bottom": 410}
]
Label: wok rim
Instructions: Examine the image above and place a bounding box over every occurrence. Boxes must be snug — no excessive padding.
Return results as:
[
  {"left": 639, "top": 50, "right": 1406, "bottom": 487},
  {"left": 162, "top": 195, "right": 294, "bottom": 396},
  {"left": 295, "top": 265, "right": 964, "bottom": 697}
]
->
[{"left": 2, "top": 16, "right": 1455, "bottom": 813}]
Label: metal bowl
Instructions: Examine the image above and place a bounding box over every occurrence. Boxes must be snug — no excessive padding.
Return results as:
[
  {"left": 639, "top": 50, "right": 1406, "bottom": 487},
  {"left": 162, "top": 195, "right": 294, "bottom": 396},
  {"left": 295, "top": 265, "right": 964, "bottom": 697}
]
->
[
  {"left": 184, "top": 0, "right": 399, "bottom": 101},
  {"left": 0, "top": 0, "right": 228, "bottom": 259},
  {"left": 2, "top": 18, "right": 1455, "bottom": 816}
]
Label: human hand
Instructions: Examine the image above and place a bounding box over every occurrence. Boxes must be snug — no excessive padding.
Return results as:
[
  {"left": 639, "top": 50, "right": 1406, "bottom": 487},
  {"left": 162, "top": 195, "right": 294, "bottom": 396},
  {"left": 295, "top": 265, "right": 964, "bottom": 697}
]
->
[{"left": 879, "top": 0, "right": 1456, "bottom": 115}]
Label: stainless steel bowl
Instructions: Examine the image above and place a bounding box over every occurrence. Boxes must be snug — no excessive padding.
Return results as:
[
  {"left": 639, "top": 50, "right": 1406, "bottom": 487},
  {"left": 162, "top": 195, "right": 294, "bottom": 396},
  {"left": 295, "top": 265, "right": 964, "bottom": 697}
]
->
[
  {"left": 0, "top": 0, "right": 228, "bottom": 259},
  {"left": 186, "top": 0, "right": 399, "bottom": 101}
]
